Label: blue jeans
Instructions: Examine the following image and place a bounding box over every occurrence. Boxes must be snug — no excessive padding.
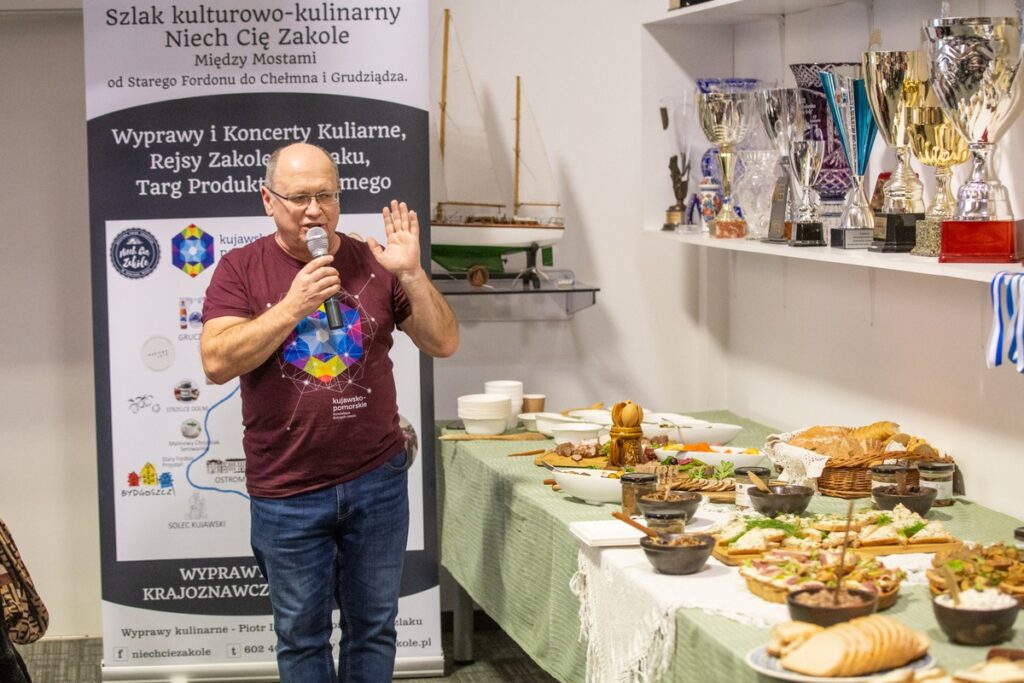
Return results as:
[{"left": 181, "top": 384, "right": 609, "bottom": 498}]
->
[{"left": 250, "top": 450, "right": 411, "bottom": 683}]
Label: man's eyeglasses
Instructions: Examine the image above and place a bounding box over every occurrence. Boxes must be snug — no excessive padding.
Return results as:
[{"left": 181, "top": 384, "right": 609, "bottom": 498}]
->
[{"left": 265, "top": 185, "right": 340, "bottom": 209}]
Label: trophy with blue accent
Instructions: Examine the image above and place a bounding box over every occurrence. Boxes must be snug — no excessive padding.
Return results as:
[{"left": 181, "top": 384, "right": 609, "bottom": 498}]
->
[{"left": 820, "top": 67, "right": 878, "bottom": 249}]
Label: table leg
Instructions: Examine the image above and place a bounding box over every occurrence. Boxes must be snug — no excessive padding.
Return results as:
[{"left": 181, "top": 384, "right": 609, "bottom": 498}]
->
[{"left": 452, "top": 582, "right": 474, "bottom": 663}]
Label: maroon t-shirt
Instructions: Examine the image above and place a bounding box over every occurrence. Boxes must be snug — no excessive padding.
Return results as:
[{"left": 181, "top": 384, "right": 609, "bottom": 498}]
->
[{"left": 202, "top": 233, "right": 412, "bottom": 498}]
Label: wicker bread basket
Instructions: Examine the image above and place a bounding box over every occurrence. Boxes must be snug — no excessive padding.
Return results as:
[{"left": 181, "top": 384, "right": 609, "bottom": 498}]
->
[{"left": 817, "top": 465, "right": 920, "bottom": 499}]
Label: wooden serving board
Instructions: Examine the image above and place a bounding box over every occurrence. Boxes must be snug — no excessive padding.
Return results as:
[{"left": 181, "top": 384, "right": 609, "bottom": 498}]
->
[
  {"left": 703, "top": 490, "right": 736, "bottom": 504},
  {"left": 712, "top": 541, "right": 763, "bottom": 566},
  {"left": 854, "top": 540, "right": 962, "bottom": 557},
  {"left": 712, "top": 539, "right": 962, "bottom": 567}
]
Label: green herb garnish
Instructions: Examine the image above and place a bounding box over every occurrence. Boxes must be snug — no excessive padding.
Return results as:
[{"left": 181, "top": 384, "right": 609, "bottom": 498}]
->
[
  {"left": 875, "top": 513, "right": 893, "bottom": 526},
  {"left": 945, "top": 558, "right": 965, "bottom": 573},
  {"left": 727, "top": 518, "right": 803, "bottom": 545},
  {"left": 712, "top": 461, "right": 735, "bottom": 480},
  {"left": 898, "top": 521, "right": 926, "bottom": 538}
]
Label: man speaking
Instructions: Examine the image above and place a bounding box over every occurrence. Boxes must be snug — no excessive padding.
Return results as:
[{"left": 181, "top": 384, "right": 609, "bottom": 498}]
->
[{"left": 200, "top": 142, "right": 458, "bottom": 682}]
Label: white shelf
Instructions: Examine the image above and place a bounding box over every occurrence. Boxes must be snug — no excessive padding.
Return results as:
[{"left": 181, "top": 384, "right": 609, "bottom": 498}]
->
[
  {"left": 648, "top": 229, "right": 1022, "bottom": 283},
  {"left": 644, "top": 0, "right": 854, "bottom": 26}
]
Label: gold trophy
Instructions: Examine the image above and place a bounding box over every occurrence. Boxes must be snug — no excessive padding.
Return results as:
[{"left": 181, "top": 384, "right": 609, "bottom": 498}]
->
[
  {"left": 697, "top": 91, "right": 754, "bottom": 238},
  {"left": 862, "top": 50, "right": 930, "bottom": 252},
  {"left": 906, "top": 106, "right": 969, "bottom": 257}
]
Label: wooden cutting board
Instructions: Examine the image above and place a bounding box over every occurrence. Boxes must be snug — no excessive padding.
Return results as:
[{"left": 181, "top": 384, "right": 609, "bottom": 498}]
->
[{"left": 712, "top": 539, "right": 962, "bottom": 567}]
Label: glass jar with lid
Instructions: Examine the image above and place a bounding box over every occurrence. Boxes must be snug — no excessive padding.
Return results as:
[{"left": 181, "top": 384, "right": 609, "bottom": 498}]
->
[
  {"left": 620, "top": 472, "right": 658, "bottom": 517},
  {"left": 735, "top": 466, "right": 771, "bottom": 511},
  {"left": 644, "top": 511, "right": 687, "bottom": 536},
  {"left": 917, "top": 462, "right": 956, "bottom": 506},
  {"left": 870, "top": 464, "right": 910, "bottom": 492}
]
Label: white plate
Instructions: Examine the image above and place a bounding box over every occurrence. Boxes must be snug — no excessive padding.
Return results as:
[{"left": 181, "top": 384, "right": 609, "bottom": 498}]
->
[
  {"left": 569, "top": 520, "right": 645, "bottom": 546},
  {"left": 641, "top": 421, "right": 743, "bottom": 445},
  {"left": 744, "top": 646, "right": 934, "bottom": 683},
  {"left": 653, "top": 445, "right": 767, "bottom": 470},
  {"left": 534, "top": 412, "right": 580, "bottom": 437},
  {"left": 567, "top": 409, "right": 612, "bottom": 422},
  {"left": 551, "top": 467, "right": 621, "bottom": 504},
  {"left": 569, "top": 516, "right": 715, "bottom": 547},
  {"left": 643, "top": 412, "right": 702, "bottom": 425}
]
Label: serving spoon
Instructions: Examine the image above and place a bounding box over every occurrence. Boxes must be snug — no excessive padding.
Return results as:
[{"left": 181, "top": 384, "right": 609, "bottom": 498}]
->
[
  {"left": 747, "top": 469, "right": 772, "bottom": 494},
  {"left": 611, "top": 511, "right": 661, "bottom": 539}
]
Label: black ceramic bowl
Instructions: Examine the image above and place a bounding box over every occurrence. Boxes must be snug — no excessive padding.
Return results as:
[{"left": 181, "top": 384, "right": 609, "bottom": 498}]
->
[
  {"left": 639, "top": 533, "right": 715, "bottom": 575},
  {"left": 932, "top": 595, "right": 1020, "bottom": 645},
  {"left": 786, "top": 587, "right": 879, "bottom": 627},
  {"left": 637, "top": 491, "right": 703, "bottom": 520},
  {"left": 872, "top": 485, "right": 937, "bottom": 516},
  {"left": 747, "top": 485, "right": 814, "bottom": 518}
]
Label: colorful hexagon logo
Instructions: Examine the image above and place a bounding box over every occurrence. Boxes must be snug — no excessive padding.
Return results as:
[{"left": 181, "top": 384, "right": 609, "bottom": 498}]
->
[
  {"left": 172, "top": 224, "right": 215, "bottom": 278},
  {"left": 283, "top": 304, "right": 364, "bottom": 383}
]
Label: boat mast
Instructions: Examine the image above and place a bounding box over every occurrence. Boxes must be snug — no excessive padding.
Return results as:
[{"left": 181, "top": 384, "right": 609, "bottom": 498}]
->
[
  {"left": 513, "top": 75, "right": 521, "bottom": 216},
  {"left": 439, "top": 9, "right": 450, "bottom": 161}
]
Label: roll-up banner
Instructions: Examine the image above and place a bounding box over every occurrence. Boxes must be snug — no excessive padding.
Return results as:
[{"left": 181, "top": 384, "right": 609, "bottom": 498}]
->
[{"left": 84, "top": 2, "right": 441, "bottom": 679}]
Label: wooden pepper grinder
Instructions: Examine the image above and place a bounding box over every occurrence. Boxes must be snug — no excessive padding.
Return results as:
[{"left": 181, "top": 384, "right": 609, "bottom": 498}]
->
[{"left": 609, "top": 400, "right": 645, "bottom": 468}]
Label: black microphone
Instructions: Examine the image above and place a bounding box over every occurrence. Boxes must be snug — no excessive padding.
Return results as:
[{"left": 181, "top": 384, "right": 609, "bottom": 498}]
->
[{"left": 304, "top": 227, "right": 344, "bottom": 330}]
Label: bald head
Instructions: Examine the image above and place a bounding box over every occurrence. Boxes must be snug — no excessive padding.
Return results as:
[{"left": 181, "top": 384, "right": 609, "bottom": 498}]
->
[{"left": 265, "top": 143, "right": 340, "bottom": 189}]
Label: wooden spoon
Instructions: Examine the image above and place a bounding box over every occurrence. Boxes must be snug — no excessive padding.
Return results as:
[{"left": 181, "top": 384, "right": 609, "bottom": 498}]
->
[
  {"left": 611, "top": 511, "right": 660, "bottom": 539},
  {"left": 747, "top": 470, "right": 771, "bottom": 494},
  {"left": 942, "top": 565, "right": 962, "bottom": 607},
  {"left": 833, "top": 500, "right": 855, "bottom": 606}
]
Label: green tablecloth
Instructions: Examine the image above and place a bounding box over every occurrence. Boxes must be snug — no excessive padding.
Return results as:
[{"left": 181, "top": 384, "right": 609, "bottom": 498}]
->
[{"left": 436, "top": 411, "right": 1024, "bottom": 682}]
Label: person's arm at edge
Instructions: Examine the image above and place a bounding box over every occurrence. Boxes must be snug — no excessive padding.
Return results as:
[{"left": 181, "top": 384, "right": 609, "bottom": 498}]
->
[
  {"left": 396, "top": 267, "right": 459, "bottom": 358},
  {"left": 368, "top": 200, "right": 459, "bottom": 358}
]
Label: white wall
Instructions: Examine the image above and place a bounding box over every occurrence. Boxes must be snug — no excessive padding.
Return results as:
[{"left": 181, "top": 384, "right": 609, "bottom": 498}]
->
[
  {"left": 0, "top": 10, "right": 101, "bottom": 636},
  {"left": 2, "top": 0, "right": 1023, "bottom": 639}
]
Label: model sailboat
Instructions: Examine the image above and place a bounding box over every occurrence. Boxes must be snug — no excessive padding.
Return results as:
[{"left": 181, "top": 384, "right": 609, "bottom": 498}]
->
[{"left": 430, "top": 9, "right": 565, "bottom": 275}]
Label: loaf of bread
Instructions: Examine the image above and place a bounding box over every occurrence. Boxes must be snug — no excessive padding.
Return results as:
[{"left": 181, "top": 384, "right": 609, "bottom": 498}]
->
[{"left": 780, "top": 615, "right": 929, "bottom": 677}]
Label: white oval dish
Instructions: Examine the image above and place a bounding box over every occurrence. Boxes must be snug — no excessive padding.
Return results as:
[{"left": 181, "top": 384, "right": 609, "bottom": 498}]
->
[
  {"left": 552, "top": 468, "right": 621, "bottom": 504},
  {"left": 550, "top": 422, "right": 603, "bottom": 445},
  {"left": 641, "top": 421, "right": 742, "bottom": 445},
  {"left": 652, "top": 445, "right": 766, "bottom": 469}
]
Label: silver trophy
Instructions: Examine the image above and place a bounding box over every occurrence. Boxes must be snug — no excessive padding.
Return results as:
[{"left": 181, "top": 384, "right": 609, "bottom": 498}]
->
[
  {"left": 924, "top": 15, "right": 1024, "bottom": 262},
  {"left": 757, "top": 87, "right": 805, "bottom": 243},
  {"left": 789, "top": 130, "right": 827, "bottom": 246},
  {"left": 821, "top": 68, "right": 878, "bottom": 249},
  {"left": 697, "top": 91, "right": 754, "bottom": 238}
]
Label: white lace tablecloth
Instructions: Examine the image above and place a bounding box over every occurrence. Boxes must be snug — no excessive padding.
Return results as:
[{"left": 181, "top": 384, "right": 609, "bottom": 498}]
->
[{"left": 569, "top": 504, "right": 938, "bottom": 683}]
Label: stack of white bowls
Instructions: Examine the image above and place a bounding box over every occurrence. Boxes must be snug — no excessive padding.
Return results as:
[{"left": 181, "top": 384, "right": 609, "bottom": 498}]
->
[
  {"left": 484, "top": 380, "right": 523, "bottom": 430},
  {"left": 457, "top": 394, "right": 512, "bottom": 435}
]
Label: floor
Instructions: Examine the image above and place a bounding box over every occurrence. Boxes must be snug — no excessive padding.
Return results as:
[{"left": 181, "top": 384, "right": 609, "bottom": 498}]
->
[{"left": 17, "top": 619, "right": 558, "bottom": 682}]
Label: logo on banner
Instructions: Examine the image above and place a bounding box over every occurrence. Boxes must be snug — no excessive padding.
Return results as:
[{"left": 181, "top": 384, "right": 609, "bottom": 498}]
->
[
  {"left": 178, "top": 297, "right": 205, "bottom": 330},
  {"left": 172, "top": 224, "right": 215, "bottom": 277},
  {"left": 110, "top": 227, "right": 160, "bottom": 279},
  {"left": 140, "top": 336, "right": 175, "bottom": 371},
  {"left": 174, "top": 379, "right": 200, "bottom": 402},
  {"left": 127, "top": 393, "right": 161, "bottom": 414},
  {"left": 124, "top": 462, "right": 175, "bottom": 497},
  {"left": 283, "top": 305, "right": 364, "bottom": 383}
]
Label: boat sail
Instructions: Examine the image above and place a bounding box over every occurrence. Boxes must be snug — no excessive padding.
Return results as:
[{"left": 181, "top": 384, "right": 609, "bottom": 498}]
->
[{"left": 430, "top": 9, "right": 565, "bottom": 275}]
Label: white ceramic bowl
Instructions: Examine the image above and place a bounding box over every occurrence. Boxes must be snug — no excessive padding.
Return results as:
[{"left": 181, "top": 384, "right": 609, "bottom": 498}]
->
[
  {"left": 462, "top": 417, "right": 507, "bottom": 435},
  {"left": 643, "top": 412, "right": 702, "bottom": 425},
  {"left": 534, "top": 412, "right": 580, "bottom": 437},
  {"left": 457, "top": 393, "right": 512, "bottom": 419},
  {"left": 653, "top": 445, "right": 766, "bottom": 470},
  {"left": 520, "top": 413, "right": 548, "bottom": 431},
  {"left": 641, "top": 421, "right": 742, "bottom": 445},
  {"left": 552, "top": 468, "right": 622, "bottom": 504},
  {"left": 484, "top": 380, "right": 523, "bottom": 396},
  {"left": 550, "top": 422, "right": 603, "bottom": 445},
  {"left": 567, "top": 409, "right": 612, "bottom": 422}
]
